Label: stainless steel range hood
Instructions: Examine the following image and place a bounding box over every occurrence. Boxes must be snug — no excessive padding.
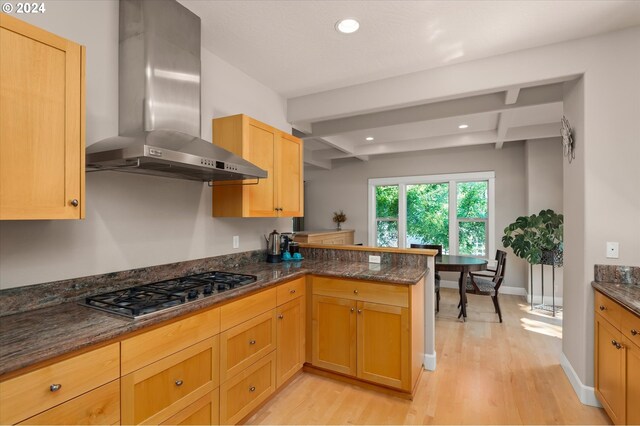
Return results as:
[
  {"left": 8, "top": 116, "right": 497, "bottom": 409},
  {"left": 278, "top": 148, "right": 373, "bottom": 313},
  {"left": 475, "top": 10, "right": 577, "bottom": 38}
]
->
[{"left": 86, "top": 0, "right": 267, "bottom": 182}]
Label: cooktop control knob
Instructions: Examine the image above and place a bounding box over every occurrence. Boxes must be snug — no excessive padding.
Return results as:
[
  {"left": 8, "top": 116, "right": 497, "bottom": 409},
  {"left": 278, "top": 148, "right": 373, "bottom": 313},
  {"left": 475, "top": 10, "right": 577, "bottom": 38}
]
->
[
  {"left": 203, "top": 284, "right": 213, "bottom": 295},
  {"left": 187, "top": 289, "right": 198, "bottom": 300}
]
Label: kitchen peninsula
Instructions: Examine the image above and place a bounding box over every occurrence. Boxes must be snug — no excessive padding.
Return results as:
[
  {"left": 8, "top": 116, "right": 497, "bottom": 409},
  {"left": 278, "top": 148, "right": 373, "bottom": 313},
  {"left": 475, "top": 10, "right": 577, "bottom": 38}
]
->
[{"left": 0, "top": 245, "right": 436, "bottom": 425}]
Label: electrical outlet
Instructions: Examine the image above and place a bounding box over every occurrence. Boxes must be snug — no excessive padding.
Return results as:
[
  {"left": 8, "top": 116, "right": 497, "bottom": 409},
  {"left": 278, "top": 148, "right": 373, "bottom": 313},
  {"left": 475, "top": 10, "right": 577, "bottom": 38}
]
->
[
  {"left": 606, "top": 242, "right": 619, "bottom": 259},
  {"left": 233, "top": 236, "right": 239, "bottom": 249},
  {"left": 369, "top": 255, "right": 381, "bottom": 264}
]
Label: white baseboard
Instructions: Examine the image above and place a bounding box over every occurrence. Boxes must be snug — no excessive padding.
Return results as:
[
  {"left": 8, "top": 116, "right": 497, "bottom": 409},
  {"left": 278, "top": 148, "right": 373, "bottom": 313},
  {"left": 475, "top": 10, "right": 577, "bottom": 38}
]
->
[
  {"left": 423, "top": 351, "right": 436, "bottom": 371},
  {"left": 560, "top": 352, "right": 601, "bottom": 407},
  {"left": 441, "top": 280, "right": 527, "bottom": 296}
]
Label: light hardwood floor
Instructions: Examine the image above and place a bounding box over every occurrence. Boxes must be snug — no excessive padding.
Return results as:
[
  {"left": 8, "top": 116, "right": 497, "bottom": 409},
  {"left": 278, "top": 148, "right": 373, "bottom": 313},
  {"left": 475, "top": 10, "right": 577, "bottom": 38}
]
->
[{"left": 244, "top": 288, "right": 610, "bottom": 425}]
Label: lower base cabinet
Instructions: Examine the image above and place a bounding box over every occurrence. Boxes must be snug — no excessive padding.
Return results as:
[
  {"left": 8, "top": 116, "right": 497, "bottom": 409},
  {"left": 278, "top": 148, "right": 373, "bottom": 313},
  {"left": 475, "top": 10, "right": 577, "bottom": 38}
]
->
[
  {"left": 594, "top": 290, "right": 640, "bottom": 425},
  {"left": 19, "top": 380, "right": 120, "bottom": 425},
  {"left": 121, "top": 337, "right": 219, "bottom": 425},
  {"left": 220, "top": 351, "right": 276, "bottom": 425},
  {"left": 276, "top": 296, "right": 305, "bottom": 387}
]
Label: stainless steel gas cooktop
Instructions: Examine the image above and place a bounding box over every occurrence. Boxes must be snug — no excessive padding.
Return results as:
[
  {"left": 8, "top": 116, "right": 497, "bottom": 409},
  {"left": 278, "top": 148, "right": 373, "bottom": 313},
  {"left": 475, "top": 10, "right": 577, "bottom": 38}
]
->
[{"left": 81, "top": 271, "right": 257, "bottom": 319}]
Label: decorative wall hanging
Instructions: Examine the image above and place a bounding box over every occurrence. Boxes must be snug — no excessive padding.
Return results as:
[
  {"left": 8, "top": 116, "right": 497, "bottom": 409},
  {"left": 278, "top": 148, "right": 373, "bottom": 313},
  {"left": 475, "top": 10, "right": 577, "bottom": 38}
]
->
[{"left": 561, "top": 115, "right": 575, "bottom": 163}]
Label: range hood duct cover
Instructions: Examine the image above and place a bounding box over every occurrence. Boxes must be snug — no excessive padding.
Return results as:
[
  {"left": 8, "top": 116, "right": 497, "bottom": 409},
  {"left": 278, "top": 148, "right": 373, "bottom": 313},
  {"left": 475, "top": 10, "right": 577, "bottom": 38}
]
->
[{"left": 86, "top": 0, "right": 267, "bottom": 182}]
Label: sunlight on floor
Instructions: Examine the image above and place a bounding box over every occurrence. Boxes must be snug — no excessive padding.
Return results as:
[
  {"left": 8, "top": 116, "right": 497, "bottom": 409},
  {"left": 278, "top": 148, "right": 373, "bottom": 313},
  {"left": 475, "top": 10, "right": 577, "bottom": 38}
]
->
[{"left": 517, "top": 302, "right": 563, "bottom": 338}]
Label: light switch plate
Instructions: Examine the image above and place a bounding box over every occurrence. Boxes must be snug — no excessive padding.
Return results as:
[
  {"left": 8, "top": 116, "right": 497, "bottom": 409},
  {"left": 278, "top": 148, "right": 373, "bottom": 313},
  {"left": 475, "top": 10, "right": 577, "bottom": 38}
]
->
[
  {"left": 606, "top": 242, "right": 619, "bottom": 259},
  {"left": 369, "top": 255, "right": 381, "bottom": 264},
  {"left": 233, "top": 236, "right": 239, "bottom": 249}
]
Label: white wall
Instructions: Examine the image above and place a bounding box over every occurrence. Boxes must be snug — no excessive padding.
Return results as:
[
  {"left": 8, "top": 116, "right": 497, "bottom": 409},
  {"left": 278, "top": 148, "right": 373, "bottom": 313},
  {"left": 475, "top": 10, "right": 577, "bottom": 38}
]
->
[
  {"left": 525, "top": 138, "right": 564, "bottom": 303},
  {"left": 0, "top": 1, "right": 292, "bottom": 289},
  {"left": 304, "top": 142, "right": 529, "bottom": 289}
]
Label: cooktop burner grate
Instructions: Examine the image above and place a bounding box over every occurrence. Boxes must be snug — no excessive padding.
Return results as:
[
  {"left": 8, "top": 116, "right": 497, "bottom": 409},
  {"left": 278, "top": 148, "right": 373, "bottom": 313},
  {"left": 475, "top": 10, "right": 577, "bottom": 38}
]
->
[{"left": 82, "top": 270, "right": 257, "bottom": 318}]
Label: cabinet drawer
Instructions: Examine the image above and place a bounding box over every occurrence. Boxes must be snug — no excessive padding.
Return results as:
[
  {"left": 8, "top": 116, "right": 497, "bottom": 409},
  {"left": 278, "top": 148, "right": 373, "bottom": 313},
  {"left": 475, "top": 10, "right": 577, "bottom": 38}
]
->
[
  {"left": 0, "top": 343, "right": 119, "bottom": 425},
  {"left": 121, "top": 307, "right": 220, "bottom": 375},
  {"left": 594, "top": 292, "right": 622, "bottom": 328},
  {"left": 312, "top": 276, "right": 409, "bottom": 308},
  {"left": 220, "top": 310, "right": 276, "bottom": 382},
  {"left": 220, "top": 351, "right": 276, "bottom": 425},
  {"left": 220, "top": 288, "right": 276, "bottom": 331},
  {"left": 19, "top": 379, "right": 120, "bottom": 425},
  {"left": 276, "top": 277, "right": 305, "bottom": 305},
  {"left": 121, "top": 337, "right": 219, "bottom": 425},
  {"left": 621, "top": 307, "right": 640, "bottom": 345},
  {"left": 160, "top": 389, "right": 219, "bottom": 426}
]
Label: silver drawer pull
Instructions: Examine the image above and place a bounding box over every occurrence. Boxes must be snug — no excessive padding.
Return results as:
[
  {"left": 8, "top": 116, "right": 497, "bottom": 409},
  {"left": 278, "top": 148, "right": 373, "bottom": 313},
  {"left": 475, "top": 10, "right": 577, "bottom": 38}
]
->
[
  {"left": 599, "top": 305, "right": 606, "bottom": 311},
  {"left": 611, "top": 340, "right": 623, "bottom": 350},
  {"left": 278, "top": 314, "right": 284, "bottom": 319},
  {"left": 357, "top": 309, "right": 362, "bottom": 314},
  {"left": 249, "top": 339, "right": 256, "bottom": 345},
  {"left": 70, "top": 199, "right": 79, "bottom": 207},
  {"left": 175, "top": 379, "right": 183, "bottom": 386},
  {"left": 249, "top": 386, "right": 256, "bottom": 392},
  {"left": 49, "top": 384, "right": 62, "bottom": 392},
  {"left": 350, "top": 307, "right": 355, "bottom": 313},
  {"left": 289, "top": 289, "right": 296, "bottom": 294},
  {"left": 632, "top": 329, "right": 638, "bottom": 336},
  {"left": 353, "top": 289, "right": 359, "bottom": 295}
]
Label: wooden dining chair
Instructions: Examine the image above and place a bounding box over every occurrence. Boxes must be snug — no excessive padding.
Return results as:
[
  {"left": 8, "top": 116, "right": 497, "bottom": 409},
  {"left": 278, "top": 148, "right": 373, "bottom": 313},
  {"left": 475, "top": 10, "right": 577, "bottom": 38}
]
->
[
  {"left": 466, "top": 250, "right": 507, "bottom": 322},
  {"left": 410, "top": 244, "right": 442, "bottom": 313}
]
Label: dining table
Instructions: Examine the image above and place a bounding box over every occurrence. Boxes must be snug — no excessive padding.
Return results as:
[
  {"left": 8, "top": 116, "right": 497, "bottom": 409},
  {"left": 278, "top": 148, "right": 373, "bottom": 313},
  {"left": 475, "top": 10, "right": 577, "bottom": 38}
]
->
[{"left": 435, "top": 255, "right": 488, "bottom": 320}]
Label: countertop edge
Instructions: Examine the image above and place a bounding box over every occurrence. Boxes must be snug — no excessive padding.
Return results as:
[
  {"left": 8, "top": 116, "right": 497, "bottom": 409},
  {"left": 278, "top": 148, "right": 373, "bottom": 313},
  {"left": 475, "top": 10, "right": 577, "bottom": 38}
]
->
[{"left": 592, "top": 281, "right": 640, "bottom": 317}]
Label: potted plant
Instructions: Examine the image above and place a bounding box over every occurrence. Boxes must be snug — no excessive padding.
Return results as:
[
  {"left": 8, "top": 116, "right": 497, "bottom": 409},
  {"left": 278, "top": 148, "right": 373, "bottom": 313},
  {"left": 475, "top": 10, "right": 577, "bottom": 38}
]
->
[
  {"left": 332, "top": 210, "right": 347, "bottom": 231},
  {"left": 502, "top": 209, "right": 563, "bottom": 266}
]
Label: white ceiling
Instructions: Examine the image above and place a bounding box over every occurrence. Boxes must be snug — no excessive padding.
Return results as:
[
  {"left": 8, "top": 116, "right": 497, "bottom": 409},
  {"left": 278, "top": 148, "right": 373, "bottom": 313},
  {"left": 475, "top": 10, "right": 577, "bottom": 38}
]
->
[{"left": 179, "top": 0, "right": 640, "bottom": 169}]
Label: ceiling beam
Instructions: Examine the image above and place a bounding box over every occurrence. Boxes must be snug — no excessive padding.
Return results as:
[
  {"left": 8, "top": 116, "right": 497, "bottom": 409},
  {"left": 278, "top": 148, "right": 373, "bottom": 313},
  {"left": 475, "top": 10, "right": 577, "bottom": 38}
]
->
[
  {"left": 303, "top": 149, "right": 332, "bottom": 169},
  {"left": 505, "top": 122, "right": 560, "bottom": 140},
  {"left": 504, "top": 88, "right": 521, "bottom": 105},
  {"left": 495, "top": 111, "right": 512, "bottom": 150},
  {"left": 307, "top": 83, "right": 563, "bottom": 139}
]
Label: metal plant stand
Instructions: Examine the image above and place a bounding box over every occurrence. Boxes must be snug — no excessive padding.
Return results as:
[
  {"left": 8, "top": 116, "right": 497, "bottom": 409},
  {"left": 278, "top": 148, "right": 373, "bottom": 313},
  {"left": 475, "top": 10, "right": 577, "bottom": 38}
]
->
[{"left": 529, "top": 251, "right": 563, "bottom": 317}]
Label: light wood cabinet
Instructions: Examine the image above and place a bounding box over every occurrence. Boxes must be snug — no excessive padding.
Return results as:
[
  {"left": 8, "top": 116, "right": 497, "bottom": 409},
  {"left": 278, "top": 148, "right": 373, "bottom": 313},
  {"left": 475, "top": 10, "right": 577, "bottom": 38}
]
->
[
  {"left": 310, "top": 275, "right": 423, "bottom": 394},
  {"left": 294, "top": 230, "right": 355, "bottom": 245},
  {"left": 121, "top": 337, "right": 219, "bottom": 425},
  {"left": 211, "top": 114, "right": 303, "bottom": 218},
  {"left": 0, "top": 14, "right": 85, "bottom": 220},
  {"left": 594, "top": 290, "right": 640, "bottom": 425},
  {"left": 276, "top": 296, "right": 305, "bottom": 387},
  {"left": 160, "top": 389, "right": 219, "bottom": 426},
  {"left": 0, "top": 343, "right": 119, "bottom": 425}
]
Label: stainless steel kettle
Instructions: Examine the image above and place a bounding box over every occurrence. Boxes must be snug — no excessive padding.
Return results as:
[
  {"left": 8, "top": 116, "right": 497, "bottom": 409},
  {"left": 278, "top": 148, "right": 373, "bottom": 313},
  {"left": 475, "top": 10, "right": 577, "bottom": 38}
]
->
[{"left": 264, "top": 230, "right": 282, "bottom": 263}]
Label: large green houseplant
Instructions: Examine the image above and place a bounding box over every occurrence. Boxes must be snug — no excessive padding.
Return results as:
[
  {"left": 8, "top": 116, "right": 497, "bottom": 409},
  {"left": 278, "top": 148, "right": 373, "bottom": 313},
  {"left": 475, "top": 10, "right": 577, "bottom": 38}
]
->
[{"left": 502, "top": 209, "right": 564, "bottom": 265}]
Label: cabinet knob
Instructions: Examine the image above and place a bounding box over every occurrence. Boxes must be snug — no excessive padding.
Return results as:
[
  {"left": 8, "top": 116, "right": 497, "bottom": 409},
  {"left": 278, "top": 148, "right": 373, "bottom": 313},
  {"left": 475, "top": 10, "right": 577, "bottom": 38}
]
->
[
  {"left": 249, "top": 339, "right": 256, "bottom": 345},
  {"left": 70, "top": 199, "right": 79, "bottom": 207},
  {"left": 599, "top": 305, "right": 606, "bottom": 311},
  {"left": 632, "top": 329, "right": 638, "bottom": 336},
  {"left": 353, "top": 289, "right": 359, "bottom": 295},
  {"left": 175, "top": 379, "right": 183, "bottom": 386},
  {"left": 289, "top": 289, "right": 296, "bottom": 294},
  {"left": 278, "top": 314, "right": 284, "bottom": 319},
  {"left": 49, "top": 384, "right": 62, "bottom": 392},
  {"left": 249, "top": 386, "right": 256, "bottom": 392},
  {"left": 350, "top": 307, "right": 355, "bottom": 313},
  {"left": 611, "top": 340, "right": 623, "bottom": 350},
  {"left": 357, "top": 309, "right": 362, "bottom": 314}
]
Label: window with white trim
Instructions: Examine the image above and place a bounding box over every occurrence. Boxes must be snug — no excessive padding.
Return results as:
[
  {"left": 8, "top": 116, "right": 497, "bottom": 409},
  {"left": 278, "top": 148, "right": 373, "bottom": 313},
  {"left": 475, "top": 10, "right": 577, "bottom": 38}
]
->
[{"left": 368, "top": 172, "right": 495, "bottom": 257}]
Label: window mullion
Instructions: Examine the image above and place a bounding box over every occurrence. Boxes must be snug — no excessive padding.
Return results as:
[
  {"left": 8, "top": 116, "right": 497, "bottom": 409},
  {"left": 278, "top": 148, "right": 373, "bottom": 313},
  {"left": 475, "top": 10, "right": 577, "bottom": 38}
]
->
[
  {"left": 398, "top": 184, "right": 407, "bottom": 249},
  {"left": 449, "top": 180, "right": 457, "bottom": 255}
]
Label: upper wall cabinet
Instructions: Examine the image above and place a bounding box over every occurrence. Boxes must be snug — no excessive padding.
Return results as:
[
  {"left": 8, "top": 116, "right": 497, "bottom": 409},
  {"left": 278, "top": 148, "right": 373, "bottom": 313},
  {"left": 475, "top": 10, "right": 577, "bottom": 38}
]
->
[
  {"left": 211, "top": 114, "right": 303, "bottom": 218},
  {"left": 0, "top": 14, "right": 85, "bottom": 220}
]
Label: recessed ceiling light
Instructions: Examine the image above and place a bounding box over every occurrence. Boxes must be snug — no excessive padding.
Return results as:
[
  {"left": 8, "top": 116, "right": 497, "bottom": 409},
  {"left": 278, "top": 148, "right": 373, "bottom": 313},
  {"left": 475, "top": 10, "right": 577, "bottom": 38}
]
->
[
  {"left": 365, "top": 136, "right": 374, "bottom": 141},
  {"left": 336, "top": 18, "right": 360, "bottom": 34},
  {"left": 458, "top": 124, "right": 469, "bottom": 129}
]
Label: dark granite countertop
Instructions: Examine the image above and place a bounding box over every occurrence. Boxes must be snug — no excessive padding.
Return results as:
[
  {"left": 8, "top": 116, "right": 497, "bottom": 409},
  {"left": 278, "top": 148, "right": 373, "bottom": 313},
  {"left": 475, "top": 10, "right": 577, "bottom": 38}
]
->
[
  {"left": 592, "top": 281, "right": 640, "bottom": 317},
  {"left": 0, "top": 258, "right": 427, "bottom": 376}
]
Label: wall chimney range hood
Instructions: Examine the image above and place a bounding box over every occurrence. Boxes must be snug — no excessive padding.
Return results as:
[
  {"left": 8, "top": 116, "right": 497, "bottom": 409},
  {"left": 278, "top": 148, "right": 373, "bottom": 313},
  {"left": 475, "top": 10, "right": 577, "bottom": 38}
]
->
[{"left": 86, "top": 0, "right": 267, "bottom": 182}]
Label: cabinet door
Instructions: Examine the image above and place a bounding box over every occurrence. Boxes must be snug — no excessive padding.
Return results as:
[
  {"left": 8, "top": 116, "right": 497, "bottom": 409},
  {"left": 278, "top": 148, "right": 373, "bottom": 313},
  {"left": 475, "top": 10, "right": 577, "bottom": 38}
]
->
[
  {"left": 244, "top": 120, "right": 277, "bottom": 217},
  {"left": 160, "top": 389, "right": 219, "bottom": 426},
  {"left": 357, "top": 301, "right": 410, "bottom": 390},
  {"left": 0, "top": 14, "right": 84, "bottom": 220},
  {"left": 277, "top": 132, "right": 303, "bottom": 217},
  {"left": 276, "top": 297, "right": 304, "bottom": 387},
  {"left": 311, "top": 295, "right": 356, "bottom": 375},
  {"left": 595, "top": 313, "right": 625, "bottom": 424},
  {"left": 626, "top": 339, "right": 640, "bottom": 426}
]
